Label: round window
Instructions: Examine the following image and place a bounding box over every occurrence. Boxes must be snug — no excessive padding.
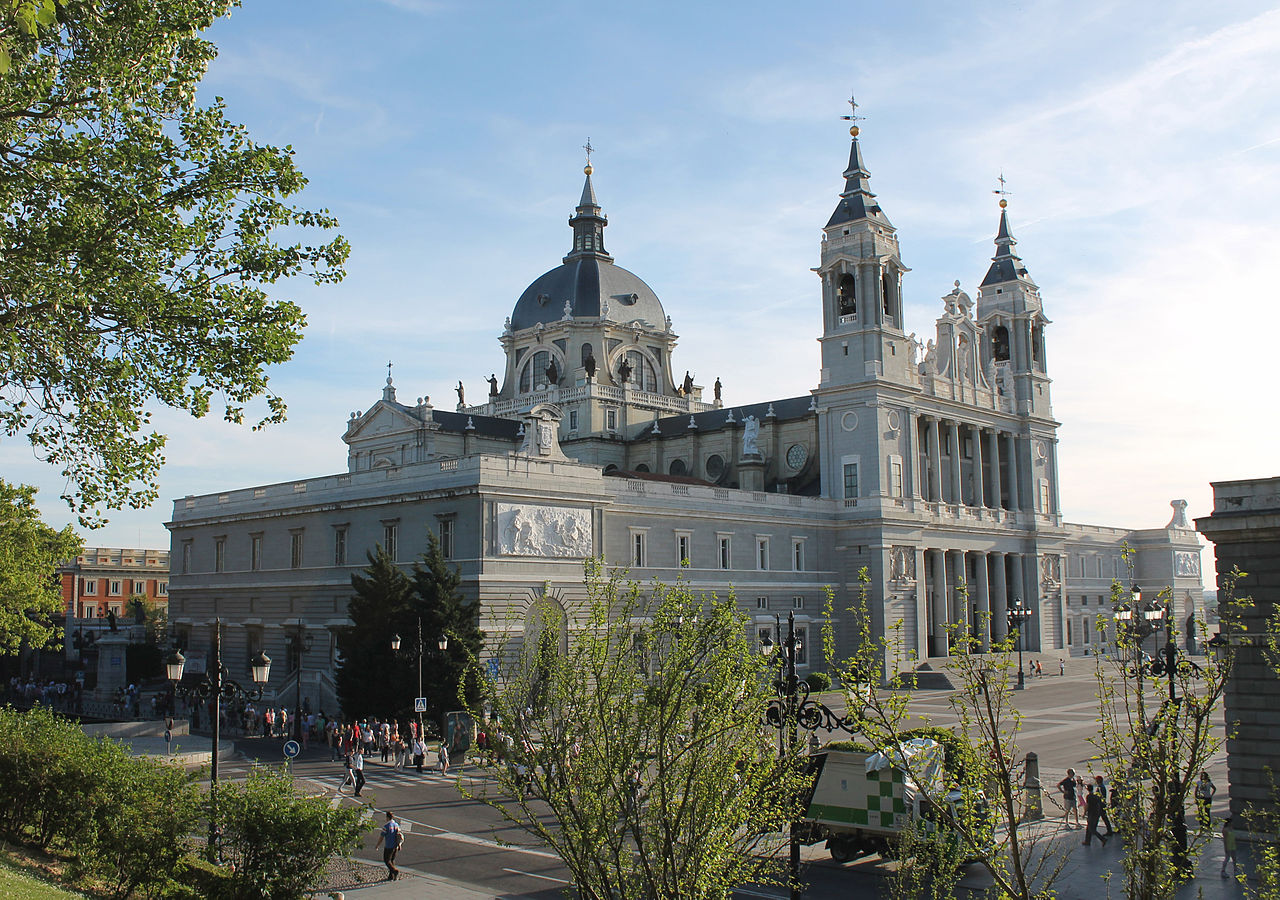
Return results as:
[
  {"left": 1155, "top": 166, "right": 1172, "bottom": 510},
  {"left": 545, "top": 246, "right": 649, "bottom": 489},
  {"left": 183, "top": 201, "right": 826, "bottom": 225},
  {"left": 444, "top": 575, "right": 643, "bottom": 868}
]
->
[
  {"left": 669, "top": 459, "right": 687, "bottom": 476},
  {"left": 786, "top": 443, "right": 808, "bottom": 470},
  {"left": 705, "top": 454, "right": 726, "bottom": 481}
]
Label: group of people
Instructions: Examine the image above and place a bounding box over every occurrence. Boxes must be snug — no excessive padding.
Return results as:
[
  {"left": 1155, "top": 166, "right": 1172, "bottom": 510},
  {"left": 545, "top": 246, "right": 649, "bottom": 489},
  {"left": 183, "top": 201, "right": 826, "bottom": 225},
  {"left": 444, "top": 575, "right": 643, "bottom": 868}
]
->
[
  {"left": 331, "top": 718, "right": 459, "bottom": 798},
  {"left": 1057, "top": 767, "right": 1235, "bottom": 876}
]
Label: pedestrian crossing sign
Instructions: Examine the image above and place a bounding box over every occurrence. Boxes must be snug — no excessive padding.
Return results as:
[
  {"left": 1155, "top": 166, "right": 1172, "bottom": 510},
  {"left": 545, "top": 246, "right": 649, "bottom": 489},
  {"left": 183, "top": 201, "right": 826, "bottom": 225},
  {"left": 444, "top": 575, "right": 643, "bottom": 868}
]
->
[{"left": 414, "top": 697, "right": 428, "bottom": 712}]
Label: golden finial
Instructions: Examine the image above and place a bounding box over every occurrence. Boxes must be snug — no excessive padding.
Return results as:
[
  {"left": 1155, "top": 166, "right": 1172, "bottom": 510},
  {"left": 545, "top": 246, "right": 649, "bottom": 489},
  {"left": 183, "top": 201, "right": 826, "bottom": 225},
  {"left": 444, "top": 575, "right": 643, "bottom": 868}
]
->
[
  {"left": 841, "top": 93, "right": 864, "bottom": 137},
  {"left": 993, "top": 171, "right": 1011, "bottom": 208},
  {"left": 583, "top": 138, "right": 594, "bottom": 175}
]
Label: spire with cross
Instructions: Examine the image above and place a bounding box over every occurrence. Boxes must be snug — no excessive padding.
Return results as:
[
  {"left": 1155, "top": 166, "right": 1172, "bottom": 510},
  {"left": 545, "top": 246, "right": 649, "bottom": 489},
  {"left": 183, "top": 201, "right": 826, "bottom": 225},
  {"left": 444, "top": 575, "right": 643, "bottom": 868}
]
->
[
  {"left": 583, "top": 137, "right": 594, "bottom": 172},
  {"left": 993, "top": 171, "right": 1012, "bottom": 209}
]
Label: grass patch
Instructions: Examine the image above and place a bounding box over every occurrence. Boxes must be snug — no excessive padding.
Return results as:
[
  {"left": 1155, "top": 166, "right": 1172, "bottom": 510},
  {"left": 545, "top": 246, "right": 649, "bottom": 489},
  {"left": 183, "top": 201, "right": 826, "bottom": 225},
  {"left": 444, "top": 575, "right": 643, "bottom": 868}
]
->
[{"left": 0, "top": 852, "right": 91, "bottom": 899}]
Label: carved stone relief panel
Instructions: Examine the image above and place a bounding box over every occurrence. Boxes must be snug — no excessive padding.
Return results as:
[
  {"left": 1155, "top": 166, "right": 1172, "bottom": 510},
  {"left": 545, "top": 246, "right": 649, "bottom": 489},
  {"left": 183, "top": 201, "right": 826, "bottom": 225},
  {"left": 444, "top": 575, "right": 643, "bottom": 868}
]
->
[
  {"left": 497, "top": 503, "right": 592, "bottom": 558},
  {"left": 1040, "top": 554, "right": 1061, "bottom": 591},
  {"left": 890, "top": 546, "right": 916, "bottom": 583},
  {"left": 1174, "top": 551, "right": 1201, "bottom": 578}
]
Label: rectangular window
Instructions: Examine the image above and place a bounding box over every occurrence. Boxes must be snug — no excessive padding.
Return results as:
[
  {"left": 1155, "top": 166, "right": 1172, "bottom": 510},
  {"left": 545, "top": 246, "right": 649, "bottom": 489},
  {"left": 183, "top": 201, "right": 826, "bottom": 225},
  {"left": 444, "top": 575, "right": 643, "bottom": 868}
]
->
[
  {"left": 631, "top": 531, "right": 646, "bottom": 568},
  {"left": 793, "top": 596, "right": 804, "bottom": 609},
  {"left": 756, "top": 537, "right": 770, "bottom": 571},
  {"left": 157, "top": 582, "right": 168, "bottom": 597},
  {"left": 1067, "top": 618, "right": 1073, "bottom": 645},
  {"left": 794, "top": 626, "right": 809, "bottom": 666},
  {"left": 606, "top": 408, "right": 618, "bottom": 431},
  {"left": 569, "top": 410, "right": 579, "bottom": 431},
  {"left": 83, "top": 579, "right": 97, "bottom": 595},
  {"left": 718, "top": 536, "right": 731, "bottom": 570},
  {"left": 1083, "top": 617, "right": 1091, "bottom": 644},
  {"left": 214, "top": 538, "right": 225, "bottom": 573},
  {"left": 792, "top": 539, "right": 805, "bottom": 572},
  {"left": 290, "top": 531, "right": 304, "bottom": 569},
  {"left": 756, "top": 597, "right": 769, "bottom": 610},
  {"left": 676, "top": 533, "right": 691, "bottom": 568},
  {"left": 439, "top": 519, "right": 454, "bottom": 559},
  {"left": 109, "top": 580, "right": 122, "bottom": 596},
  {"left": 333, "top": 528, "right": 346, "bottom": 566},
  {"left": 1038, "top": 478, "right": 1050, "bottom": 513},
  {"left": 889, "top": 456, "right": 904, "bottom": 497},
  {"left": 250, "top": 534, "right": 262, "bottom": 571},
  {"left": 181, "top": 541, "right": 191, "bottom": 575},
  {"left": 843, "top": 462, "right": 859, "bottom": 499},
  {"left": 383, "top": 523, "right": 398, "bottom": 561}
]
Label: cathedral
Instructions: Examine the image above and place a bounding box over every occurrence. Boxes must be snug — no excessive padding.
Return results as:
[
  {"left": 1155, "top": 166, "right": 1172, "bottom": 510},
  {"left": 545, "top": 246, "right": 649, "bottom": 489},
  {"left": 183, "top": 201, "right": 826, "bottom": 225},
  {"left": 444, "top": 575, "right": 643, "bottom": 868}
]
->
[{"left": 166, "top": 119, "right": 1204, "bottom": 713}]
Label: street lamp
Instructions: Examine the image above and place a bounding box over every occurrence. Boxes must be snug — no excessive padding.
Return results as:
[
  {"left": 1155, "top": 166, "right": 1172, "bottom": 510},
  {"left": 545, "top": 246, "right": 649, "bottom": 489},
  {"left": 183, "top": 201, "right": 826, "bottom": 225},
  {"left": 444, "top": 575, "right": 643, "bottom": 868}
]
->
[
  {"left": 290, "top": 624, "right": 314, "bottom": 741},
  {"left": 1007, "top": 597, "right": 1033, "bottom": 690},
  {"left": 391, "top": 620, "right": 450, "bottom": 738},
  {"left": 761, "top": 612, "right": 860, "bottom": 899},
  {"left": 166, "top": 619, "right": 271, "bottom": 860}
]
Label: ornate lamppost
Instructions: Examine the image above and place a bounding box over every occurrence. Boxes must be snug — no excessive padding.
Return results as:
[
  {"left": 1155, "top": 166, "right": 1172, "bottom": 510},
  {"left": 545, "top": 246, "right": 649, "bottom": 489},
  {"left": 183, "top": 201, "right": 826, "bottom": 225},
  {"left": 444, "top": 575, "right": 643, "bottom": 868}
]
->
[
  {"left": 166, "top": 619, "right": 271, "bottom": 860},
  {"left": 761, "top": 611, "right": 859, "bottom": 900},
  {"left": 391, "top": 619, "right": 448, "bottom": 737},
  {"left": 1007, "top": 597, "right": 1033, "bottom": 690}
]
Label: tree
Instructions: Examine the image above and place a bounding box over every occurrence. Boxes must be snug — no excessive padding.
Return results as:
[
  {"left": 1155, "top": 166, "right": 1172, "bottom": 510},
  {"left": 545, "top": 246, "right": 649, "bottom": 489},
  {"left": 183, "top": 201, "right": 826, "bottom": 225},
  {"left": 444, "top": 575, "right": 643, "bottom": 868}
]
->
[
  {"left": 0, "top": 0, "right": 349, "bottom": 526},
  {"left": 823, "top": 570, "right": 1065, "bottom": 900},
  {"left": 0, "top": 479, "right": 81, "bottom": 654},
  {"left": 465, "top": 561, "right": 812, "bottom": 900},
  {"left": 1092, "top": 560, "right": 1235, "bottom": 900},
  {"left": 335, "top": 546, "right": 413, "bottom": 721},
  {"left": 335, "top": 535, "right": 482, "bottom": 725}
]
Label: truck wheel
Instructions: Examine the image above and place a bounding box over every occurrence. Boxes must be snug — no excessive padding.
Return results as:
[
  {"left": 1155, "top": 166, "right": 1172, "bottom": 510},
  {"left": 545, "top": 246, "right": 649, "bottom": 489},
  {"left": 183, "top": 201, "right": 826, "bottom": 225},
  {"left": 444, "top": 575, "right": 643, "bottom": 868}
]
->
[{"left": 829, "top": 837, "right": 856, "bottom": 863}]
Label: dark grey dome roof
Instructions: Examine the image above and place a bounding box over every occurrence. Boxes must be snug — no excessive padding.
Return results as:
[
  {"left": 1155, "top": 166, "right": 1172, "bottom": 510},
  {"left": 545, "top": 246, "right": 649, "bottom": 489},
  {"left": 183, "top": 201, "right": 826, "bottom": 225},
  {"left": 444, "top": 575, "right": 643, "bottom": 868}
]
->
[{"left": 511, "top": 258, "right": 666, "bottom": 331}]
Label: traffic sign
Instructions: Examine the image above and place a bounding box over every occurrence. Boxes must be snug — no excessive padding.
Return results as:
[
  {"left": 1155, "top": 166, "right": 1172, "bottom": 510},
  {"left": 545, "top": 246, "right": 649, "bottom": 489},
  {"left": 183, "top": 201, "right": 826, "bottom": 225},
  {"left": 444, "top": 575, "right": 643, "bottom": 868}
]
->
[
  {"left": 414, "top": 697, "right": 428, "bottom": 713},
  {"left": 486, "top": 658, "right": 500, "bottom": 679},
  {"left": 283, "top": 740, "right": 300, "bottom": 759}
]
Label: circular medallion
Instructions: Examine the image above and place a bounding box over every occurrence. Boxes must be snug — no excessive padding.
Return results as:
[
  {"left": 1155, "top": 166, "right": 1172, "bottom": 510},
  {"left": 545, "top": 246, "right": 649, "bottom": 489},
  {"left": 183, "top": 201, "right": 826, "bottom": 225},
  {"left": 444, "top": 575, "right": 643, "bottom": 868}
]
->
[
  {"left": 786, "top": 443, "right": 808, "bottom": 470},
  {"left": 705, "top": 454, "right": 726, "bottom": 481},
  {"left": 886, "top": 409, "right": 901, "bottom": 432},
  {"left": 1036, "top": 441, "right": 1048, "bottom": 460},
  {"left": 841, "top": 411, "right": 859, "bottom": 432}
]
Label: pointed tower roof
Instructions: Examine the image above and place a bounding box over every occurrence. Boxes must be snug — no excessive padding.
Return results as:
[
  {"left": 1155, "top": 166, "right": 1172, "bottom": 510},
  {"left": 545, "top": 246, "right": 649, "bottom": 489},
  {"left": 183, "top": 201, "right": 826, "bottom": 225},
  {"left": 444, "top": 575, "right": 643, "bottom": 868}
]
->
[
  {"left": 826, "top": 126, "right": 893, "bottom": 229},
  {"left": 980, "top": 202, "right": 1034, "bottom": 287},
  {"left": 564, "top": 162, "right": 613, "bottom": 264}
]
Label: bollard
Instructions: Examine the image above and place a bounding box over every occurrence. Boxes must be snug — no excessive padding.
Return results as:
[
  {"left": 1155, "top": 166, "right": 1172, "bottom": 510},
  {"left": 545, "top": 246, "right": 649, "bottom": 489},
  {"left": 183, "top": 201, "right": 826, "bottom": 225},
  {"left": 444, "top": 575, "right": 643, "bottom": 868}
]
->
[{"left": 1022, "top": 751, "right": 1044, "bottom": 821}]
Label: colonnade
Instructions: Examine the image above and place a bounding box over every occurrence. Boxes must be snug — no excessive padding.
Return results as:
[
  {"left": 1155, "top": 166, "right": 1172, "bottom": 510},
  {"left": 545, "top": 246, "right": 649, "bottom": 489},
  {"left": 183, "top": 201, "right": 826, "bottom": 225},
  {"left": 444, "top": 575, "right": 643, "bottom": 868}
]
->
[
  {"left": 913, "top": 414, "right": 1024, "bottom": 510},
  {"left": 919, "top": 547, "right": 1039, "bottom": 658}
]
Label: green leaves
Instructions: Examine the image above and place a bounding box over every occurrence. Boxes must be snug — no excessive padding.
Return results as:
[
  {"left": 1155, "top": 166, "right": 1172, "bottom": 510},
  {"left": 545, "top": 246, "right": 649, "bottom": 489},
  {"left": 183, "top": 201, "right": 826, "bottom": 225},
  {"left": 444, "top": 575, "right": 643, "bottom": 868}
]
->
[
  {"left": 0, "top": 0, "right": 347, "bottom": 526},
  {"left": 0, "top": 479, "right": 82, "bottom": 655}
]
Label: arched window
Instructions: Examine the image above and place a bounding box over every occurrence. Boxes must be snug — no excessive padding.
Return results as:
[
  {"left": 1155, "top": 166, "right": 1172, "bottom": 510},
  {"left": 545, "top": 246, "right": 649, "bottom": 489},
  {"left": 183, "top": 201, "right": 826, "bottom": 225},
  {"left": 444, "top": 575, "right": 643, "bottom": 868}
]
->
[
  {"left": 623, "top": 350, "right": 657, "bottom": 392},
  {"left": 580, "top": 343, "right": 594, "bottom": 366},
  {"left": 634, "top": 463, "right": 650, "bottom": 473},
  {"left": 519, "top": 350, "right": 550, "bottom": 393},
  {"left": 882, "top": 270, "right": 894, "bottom": 321},
  {"left": 992, "top": 325, "right": 1010, "bottom": 362},
  {"left": 838, "top": 273, "right": 857, "bottom": 317},
  {"left": 668, "top": 459, "right": 687, "bottom": 477},
  {"left": 1031, "top": 325, "right": 1045, "bottom": 369}
]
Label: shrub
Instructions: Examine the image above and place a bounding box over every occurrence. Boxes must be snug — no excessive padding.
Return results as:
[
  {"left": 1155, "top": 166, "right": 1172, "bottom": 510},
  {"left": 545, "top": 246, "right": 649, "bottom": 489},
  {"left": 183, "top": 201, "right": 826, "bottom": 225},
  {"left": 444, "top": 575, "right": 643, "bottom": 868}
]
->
[{"left": 804, "top": 671, "right": 832, "bottom": 692}]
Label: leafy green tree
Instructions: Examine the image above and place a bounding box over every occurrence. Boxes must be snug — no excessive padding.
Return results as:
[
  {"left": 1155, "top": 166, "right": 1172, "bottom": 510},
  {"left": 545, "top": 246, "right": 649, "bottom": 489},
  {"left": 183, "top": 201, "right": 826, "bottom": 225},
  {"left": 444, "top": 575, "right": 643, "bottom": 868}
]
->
[
  {"left": 408, "top": 532, "right": 483, "bottom": 726},
  {"left": 0, "top": 479, "right": 82, "bottom": 654},
  {"left": 0, "top": 0, "right": 58, "bottom": 74},
  {"left": 335, "top": 546, "right": 413, "bottom": 721},
  {"left": 467, "top": 561, "right": 812, "bottom": 900},
  {"left": 0, "top": 0, "right": 348, "bottom": 526},
  {"left": 213, "top": 767, "right": 366, "bottom": 900}
]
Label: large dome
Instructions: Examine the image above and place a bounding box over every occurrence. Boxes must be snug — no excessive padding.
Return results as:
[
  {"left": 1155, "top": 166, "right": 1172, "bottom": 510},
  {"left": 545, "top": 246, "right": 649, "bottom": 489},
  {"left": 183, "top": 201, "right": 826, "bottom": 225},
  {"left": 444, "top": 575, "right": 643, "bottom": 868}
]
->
[{"left": 511, "top": 257, "right": 666, "bottom": 331}]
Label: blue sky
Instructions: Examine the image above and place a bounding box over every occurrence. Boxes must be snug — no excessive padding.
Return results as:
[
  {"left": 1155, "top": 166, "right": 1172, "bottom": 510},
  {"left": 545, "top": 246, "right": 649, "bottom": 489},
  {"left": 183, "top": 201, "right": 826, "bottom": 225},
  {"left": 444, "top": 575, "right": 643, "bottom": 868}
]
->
[{"left": 5, "top": 0, "right": 1278, "bottom": 578}]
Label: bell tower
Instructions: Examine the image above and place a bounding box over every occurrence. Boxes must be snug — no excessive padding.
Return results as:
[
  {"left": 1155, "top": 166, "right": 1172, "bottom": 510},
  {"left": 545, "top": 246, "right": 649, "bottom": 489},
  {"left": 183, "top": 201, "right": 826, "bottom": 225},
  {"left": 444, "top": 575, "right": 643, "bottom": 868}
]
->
[{"left": 816, "top": 100, "right": 912, "bottom": 388}]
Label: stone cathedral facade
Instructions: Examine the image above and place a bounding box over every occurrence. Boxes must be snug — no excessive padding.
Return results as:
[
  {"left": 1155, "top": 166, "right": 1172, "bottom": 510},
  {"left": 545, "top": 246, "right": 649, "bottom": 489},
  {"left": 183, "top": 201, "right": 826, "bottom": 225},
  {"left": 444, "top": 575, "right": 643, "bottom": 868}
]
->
[{"left": 166, "top": 124, "right": 1204, "bottom": 714}]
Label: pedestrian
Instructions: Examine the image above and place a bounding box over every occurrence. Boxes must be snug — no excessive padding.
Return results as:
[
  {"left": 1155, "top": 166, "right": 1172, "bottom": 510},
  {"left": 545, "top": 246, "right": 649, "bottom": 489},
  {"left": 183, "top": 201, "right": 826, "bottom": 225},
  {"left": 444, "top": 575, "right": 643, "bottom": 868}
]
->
[
  {"left": 1093, "top": 775, "right": 1114, "bottom": 835},
  {"left": 1221, "top": 817, "right": 1238, "bottom": 877},
  {"left": 412, "top": 736, "right": 426, "bottom": 773},
  {"left": 1195, "top": 771, "right": 1217, "bottom": 829},
  {"left": 351, "top": 746, "right": 366, "bottom": 797},
  {"left": 1035, "top": 660, "right": 1044, "bottom": 677},
  {"left": 1058, "top": 768, "right": 1081, "bottom": 829},
  {"left": 437, "top": 740, "right": 450, "bottom": 775},
  {"left": 1083, "top": 784, "right": 1110, "bottom": 846},
  {"left": 337, "top": 748, "right": 355, "bottom": 794},
  {"left": 373, "top": 811, "right": 403, "bottom": 881},
  {"left": 1059, "top": 658, "right": 1066, "bottom": 676}
]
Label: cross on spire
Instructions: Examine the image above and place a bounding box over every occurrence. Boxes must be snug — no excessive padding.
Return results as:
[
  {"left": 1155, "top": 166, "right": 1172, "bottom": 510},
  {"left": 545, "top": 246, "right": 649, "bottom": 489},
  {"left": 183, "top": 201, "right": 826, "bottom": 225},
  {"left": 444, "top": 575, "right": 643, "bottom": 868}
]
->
[
  {"left": 993, "top": 171, "right": 1013, "bottom": 203},
  {"left": 583, "top": 138, "right": 594, "bottom": 166},
  {"left": 840, "top": 93, "right": 865, "bottom": 124},
  {"left": 386, "top": 360, "right": 393, "bottom": 382}
]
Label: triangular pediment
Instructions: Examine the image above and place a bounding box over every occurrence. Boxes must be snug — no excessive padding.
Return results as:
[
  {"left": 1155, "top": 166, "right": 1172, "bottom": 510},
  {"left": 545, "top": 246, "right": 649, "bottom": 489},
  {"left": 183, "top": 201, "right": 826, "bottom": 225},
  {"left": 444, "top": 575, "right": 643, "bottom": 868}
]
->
[{"left": 344, "top": 401, "right": 431, "bottom": 441}]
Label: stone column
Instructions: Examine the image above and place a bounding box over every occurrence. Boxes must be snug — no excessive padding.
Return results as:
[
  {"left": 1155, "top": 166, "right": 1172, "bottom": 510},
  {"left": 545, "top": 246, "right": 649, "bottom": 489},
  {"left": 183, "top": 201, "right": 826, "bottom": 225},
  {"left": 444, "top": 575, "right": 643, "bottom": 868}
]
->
[
  {"left": 951, "top": 549, "right": 968, "bottom": 641},
  {"left": 988, "top": 430, "right": 1004, "bottom": 510},
  {"left": 929, "top": 549, "right": 948, "bottom": 657},
  {"left": 927, "top": 417, "right": 943, "bottom": 502},
  {"left": 990, "top": 552, "right": 1009, "bottom": 641},
  {"left": 974, "top": 552, "right": 991, "bottom": 651},
  {"left": 973, "top": 426, "right": 986, "bottom": 508},
  {"left": 907, "top": 411, "right": 922, "bottom": 500},
  {"left": 948, "top": 421, "right": 962, "bottom": 505},
  {"left": 1006, "top": 433, "right": 1021, "bottom": 511}
]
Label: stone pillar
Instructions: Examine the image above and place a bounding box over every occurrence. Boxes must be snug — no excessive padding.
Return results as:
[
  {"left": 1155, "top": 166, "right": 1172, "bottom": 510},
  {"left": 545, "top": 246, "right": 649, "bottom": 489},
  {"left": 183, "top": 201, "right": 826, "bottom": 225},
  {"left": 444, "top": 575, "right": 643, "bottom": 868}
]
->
[
  {"left": 973, "top": 426, "right": 986, "bottom": 508},
  {"left": 948, "top": 421, "right": 962, "bottom": 505},
  {"left": 989, "top": 430, "right": 1004, "bottom": 510},
  {"left": 1006, "top": 433, "right": 1021, "bottom": 511},
  {"left": 927, "top": 417, "right": 943, "bottom": 502},
  {"left": 908, "top": 411, "right": 923, "bottom": 500},
  {"left": 929, "top": 549, "right": 948, "bottom": 658},
  {"left": 951, "top": 549, "right": 968, "bottom": 641},
  {"left": 974, "top": 552, "right": 991, "bottom": 651},
  {"left": 990, "top": 552, "right": 1009, "bottom": 641}
]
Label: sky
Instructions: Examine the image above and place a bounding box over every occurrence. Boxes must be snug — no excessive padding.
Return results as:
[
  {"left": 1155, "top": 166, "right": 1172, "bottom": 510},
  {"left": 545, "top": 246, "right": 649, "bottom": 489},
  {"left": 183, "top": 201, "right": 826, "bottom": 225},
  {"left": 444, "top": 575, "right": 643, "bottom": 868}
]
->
[{"left": 4, "top": 0, "right": 1279, "bottom": 582}]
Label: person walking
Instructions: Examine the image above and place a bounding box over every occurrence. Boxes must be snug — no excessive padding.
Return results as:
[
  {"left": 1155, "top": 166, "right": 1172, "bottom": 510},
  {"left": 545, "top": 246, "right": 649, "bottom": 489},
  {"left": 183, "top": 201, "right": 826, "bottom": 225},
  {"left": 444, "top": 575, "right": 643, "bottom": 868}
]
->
[
  {"left": 437, "top": 740, "right": 450, "bottom": 776},
  {"left": 1058, "top": 768, "right": 1081, "bottom": 829},
  {"left": 1083, "top": 784, "right": 1110, "bottom": 846},
  {"left": 373, "top": 811, "right": 403, "bottom": 881},
  {"left": 1059, "top": 658, "right": 1066, "bottom": 676},
  {"left": 1221, "top": 817, "right": 1238, "bottom": 877},
  {"left": 337, "top": 747, "right": 356, "bottom": 794},
  {"left": 351, "top": 746, "right": 366, "bottom": 798},
  {"left": 1093, "top": 775, "right": 1114, "bottom": 835},
  {"left": 1195, "top": 771, "right": 1217, "bottom": 829},
  {"left": 412, "top": 735, "right": 426, "bottom": 774}
]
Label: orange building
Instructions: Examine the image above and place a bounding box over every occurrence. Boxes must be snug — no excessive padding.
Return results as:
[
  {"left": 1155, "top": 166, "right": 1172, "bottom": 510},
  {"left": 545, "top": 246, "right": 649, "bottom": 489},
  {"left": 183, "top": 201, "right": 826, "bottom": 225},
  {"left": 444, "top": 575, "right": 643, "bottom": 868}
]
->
[{"left": 57, "top": 548, "right": 170, "bottom": 661}]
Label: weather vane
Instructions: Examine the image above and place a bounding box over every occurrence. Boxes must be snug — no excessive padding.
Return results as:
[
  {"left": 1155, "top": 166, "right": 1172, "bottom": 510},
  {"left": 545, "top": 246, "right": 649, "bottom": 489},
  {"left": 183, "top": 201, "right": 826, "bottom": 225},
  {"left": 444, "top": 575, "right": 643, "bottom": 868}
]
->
[
  {"left": 840, "top": 94, "right": 865, "bottom": 125},
  {"left": 993, "top": 172, "right": 1012, "bottom": 207}
]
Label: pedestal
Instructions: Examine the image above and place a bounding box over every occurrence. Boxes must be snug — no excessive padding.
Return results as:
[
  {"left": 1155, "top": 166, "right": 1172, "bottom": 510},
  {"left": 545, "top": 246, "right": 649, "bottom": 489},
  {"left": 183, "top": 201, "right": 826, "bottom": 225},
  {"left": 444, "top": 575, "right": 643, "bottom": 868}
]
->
[
  {"left": 738, "top": 456, "right": 765, "bottom": 492},
  {"left": 94, "top": 632, "right": 131, "bottom": 699}
]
